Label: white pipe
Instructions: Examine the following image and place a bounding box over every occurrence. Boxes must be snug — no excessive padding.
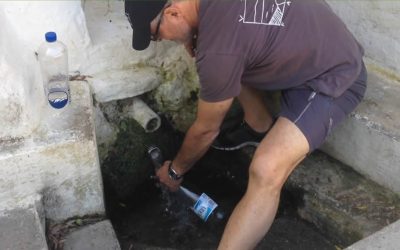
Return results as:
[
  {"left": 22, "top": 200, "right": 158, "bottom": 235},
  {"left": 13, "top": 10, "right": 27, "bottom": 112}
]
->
[{"left": 123, "top": 97, "right": 161, "bottom": 133}]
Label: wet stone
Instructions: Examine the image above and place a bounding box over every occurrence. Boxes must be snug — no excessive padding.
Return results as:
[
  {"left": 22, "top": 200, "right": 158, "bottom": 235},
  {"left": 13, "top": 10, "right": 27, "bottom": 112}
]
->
[
  {"left": 105, "top": 149, "right": 337, "bottom": 250},
  {"left": 286, "top": 151, "right": 400, "bottom": 246}
]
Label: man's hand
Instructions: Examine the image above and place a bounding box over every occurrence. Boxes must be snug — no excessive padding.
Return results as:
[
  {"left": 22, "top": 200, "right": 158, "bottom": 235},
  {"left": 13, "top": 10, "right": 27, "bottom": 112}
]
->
[{"left": 155, "top": 160, "right": 183, "bottom": 192}]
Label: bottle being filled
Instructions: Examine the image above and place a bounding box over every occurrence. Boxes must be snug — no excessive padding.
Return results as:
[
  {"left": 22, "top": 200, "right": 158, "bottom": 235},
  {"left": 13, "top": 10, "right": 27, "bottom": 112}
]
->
[
  {"left": 147, "top": 145, "right": 225, "bottom": 222},
  {"left": 38, "top": 31, "right": 70, "bottom": 109}
]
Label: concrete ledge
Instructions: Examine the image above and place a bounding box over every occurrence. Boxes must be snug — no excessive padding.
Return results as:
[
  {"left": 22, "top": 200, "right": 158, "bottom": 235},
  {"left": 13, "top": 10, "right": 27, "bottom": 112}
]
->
[
  {"left": 0, "top": 81, "right": 104, "bottom": 221},
  {"left": 345, "top": 219, "right": 400, "bottom": 250},
  {"left": 286, "top": 151, "right": 400, "bottom": 247},
  {"left": 90, "top": 68, "right": 161, "bottom": 103},
  {"left": 63, "top": 220, "right": 120, "bottom": 250},
  {"left": 321, "top": 68, "right": 400, "bottom": 194}
]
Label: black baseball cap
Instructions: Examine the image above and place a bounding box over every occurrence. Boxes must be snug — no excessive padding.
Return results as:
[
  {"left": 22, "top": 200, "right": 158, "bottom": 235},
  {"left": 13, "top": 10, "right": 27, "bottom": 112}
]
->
[{"left": 125, "top": 0, "right": 167, "bottom": 50}]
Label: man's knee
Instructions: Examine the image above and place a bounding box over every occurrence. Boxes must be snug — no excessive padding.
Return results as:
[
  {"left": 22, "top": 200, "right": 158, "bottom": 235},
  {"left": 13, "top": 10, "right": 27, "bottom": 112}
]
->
[{"left": 248, "top": 157, "right": 288, "bottom": 193}]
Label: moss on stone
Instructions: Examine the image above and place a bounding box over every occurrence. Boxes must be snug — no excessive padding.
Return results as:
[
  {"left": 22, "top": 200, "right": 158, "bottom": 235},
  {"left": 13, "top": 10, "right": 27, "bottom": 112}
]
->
[
  {"left": 283, "top": 151, "right": 400, "bottom": 247},
  {"left": 101, "top": 117, "right": 182, "bottom": 200},
  {"left": 149, "top": 64, "right": 200, "bottom": 132},
  {"left": 298, "top": 193, "right": 365, "bottom": 247}
]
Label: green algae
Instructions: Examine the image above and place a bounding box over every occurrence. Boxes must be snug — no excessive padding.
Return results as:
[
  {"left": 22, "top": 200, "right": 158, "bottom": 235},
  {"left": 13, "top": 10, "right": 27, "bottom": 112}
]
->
[
  {"left": 101, "top": 117, "right": 182, "bottom": 200},
  {"left": 149, "top": 65, "right": 200, "bottom": 132}
]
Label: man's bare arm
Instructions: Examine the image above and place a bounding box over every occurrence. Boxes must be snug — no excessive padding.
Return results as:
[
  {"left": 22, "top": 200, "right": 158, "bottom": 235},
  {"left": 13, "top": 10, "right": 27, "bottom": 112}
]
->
[
  {"left": 156, "top": 97, "right": 233, "bottom": 191},
  {"left": 173, "top": 97, "right": 233, "bottom": 173}
]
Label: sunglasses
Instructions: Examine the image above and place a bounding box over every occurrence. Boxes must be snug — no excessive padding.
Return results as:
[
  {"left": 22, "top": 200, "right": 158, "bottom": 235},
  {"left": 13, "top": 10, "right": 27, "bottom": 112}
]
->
[{"left": 150, "top": 3, "right": 171, "bottom": 42}]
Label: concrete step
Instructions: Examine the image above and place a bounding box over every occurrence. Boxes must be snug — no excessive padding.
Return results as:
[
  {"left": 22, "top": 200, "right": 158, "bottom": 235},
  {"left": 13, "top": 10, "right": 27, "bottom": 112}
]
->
[
  {"left": 0, "top": 81, "right": 104, "bottom": 221},
  {"left": 0, "top": 196, "right": 48, "bottom": 250},
  {"left": 321, "top": 67, "right": 400, "bottom": 194},
  {"left": 285, "top": 150, "right": 400, "bottom": 247},
  {"left": 63, "top": 220, "right": 120, "bottom": 250},
  {"left": 345, "top": 219, "right": 400, "bottom": 250}
]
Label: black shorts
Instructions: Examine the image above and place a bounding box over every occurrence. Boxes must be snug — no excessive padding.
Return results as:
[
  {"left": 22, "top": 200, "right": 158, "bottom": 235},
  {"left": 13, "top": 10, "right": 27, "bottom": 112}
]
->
[{"left": 279, "top": 63, "right": 367, "bottom": 152}]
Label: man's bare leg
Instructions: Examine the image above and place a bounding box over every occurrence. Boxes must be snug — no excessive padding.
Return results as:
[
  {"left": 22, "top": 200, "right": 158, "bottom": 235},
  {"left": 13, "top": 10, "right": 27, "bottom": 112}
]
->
[
  {"left": 218, "top": 117, "right": 309, "bottom": 250},
  {"left": 237, "top": 86, "right": 274, "bottom": 133}
]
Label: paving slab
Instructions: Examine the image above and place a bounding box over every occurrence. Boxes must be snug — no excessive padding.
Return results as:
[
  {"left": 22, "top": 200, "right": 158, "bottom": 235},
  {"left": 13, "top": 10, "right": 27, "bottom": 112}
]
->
[
  {"left": 286, "top": 151, "right": 400, "bottom": 247},
  {"left": 0, "top": 207, "right": 47, "bottom": 250},
  {"left": 321, "top": 68, "right": 400, "bottom": 194},
  {"left": 63, "top": 220, "right": 120, "bottom": 250},
  {"left": 345, "top": 219, "right": 400, "bottom": 250}
]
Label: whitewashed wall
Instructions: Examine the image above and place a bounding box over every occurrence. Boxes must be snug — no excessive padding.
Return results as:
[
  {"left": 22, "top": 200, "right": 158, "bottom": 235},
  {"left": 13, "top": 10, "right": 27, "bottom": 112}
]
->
[
  {"left": 327, "top": 0, "right": 400, "bottom": 73},
  {"left": 0, "top": 0, "right": 90, "bottom": 139},
  {"left": 0, "top": 0, "right": 193, "bottom": 219},
  {"left": 0, "top": 0, "right": 191, "bottom": 141}
]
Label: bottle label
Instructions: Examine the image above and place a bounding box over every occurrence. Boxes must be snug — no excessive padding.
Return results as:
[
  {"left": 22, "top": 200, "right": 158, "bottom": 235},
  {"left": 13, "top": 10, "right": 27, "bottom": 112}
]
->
[
  {"left": 48, "top": 87, "right": 70, "bottom": 109},
  {"left": 193, "top": 193, "right": 218, "bottom": 221}
]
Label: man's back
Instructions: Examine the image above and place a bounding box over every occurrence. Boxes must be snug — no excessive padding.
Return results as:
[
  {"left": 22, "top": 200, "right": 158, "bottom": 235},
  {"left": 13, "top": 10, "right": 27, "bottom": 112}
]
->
[{"left": 196, "top": 0, "right": 364, "bottom": 102}]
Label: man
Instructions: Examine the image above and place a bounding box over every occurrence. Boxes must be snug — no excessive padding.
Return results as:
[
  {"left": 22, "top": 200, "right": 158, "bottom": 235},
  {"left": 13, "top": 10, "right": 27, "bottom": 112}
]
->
[{"left": 125, "top": 0, "right": 367, "bottom": 249}]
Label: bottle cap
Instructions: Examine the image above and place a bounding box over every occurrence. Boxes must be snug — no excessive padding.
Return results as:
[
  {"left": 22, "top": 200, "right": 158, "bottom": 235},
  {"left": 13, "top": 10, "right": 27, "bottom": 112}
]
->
[{"left": 45, "top": 32, "right": 57, "bottom": 42}]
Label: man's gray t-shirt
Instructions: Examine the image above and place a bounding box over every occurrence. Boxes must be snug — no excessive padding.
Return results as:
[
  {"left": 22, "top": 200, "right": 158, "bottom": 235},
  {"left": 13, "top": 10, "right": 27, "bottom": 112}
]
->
[{"left": 196, "top": 0, "right": 364, "bottom": 102}]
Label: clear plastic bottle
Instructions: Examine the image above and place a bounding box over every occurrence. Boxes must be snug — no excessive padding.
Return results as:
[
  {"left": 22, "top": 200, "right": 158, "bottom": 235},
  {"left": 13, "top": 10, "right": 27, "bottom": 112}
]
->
[
  {"left": 38, "top": 31, "right": 70, "bottom": 109},
  {"left": 179, "top": 186, "right": 225, "bottom": 222},
  {"left": 147, "top": 145, "right": 225, "bottom": 222}
]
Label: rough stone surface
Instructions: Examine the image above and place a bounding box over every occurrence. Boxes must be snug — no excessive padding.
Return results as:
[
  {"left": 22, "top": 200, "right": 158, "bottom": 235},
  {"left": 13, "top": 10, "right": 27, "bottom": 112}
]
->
[
  {"left": 90, "top": 67, "right": 161, "bottom": 103},
  {"left": 321, "top": 68, "right": 400, "bottom": 194},
  {"left": 150, "top": 48, "right": 199, "bottom": 132},
  {"left": 94, "top": 103, "right": 118, "bottom": 163},
  {"left": 0, "top": 81, "right": 104, "bottom": 221},
  {"left": 63, "top": 220, "right": 120, "bottom": 250},
  {"left": 286, "top": 151, "right": 400, "bottom": 247},
  {"left": 101, "top": 116, "right": 182, "bottom": 200},
  {"left": 327, "top": 0, "right": 400, "bottom": 73},
  {"left": 0, "top": 207, "right": 48, "bottom": 250},
  {"left": 345, "top": 219, "right": 400, "bottom": 250}
]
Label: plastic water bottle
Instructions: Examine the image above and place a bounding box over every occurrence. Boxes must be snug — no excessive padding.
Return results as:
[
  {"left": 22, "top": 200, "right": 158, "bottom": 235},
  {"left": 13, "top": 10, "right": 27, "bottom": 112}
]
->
[
  {"left": 38, "top": 31, "right": 70, "bottom": 109},
  {"left": 147, "top": 145, "right": 225, "bottom": 222},
  {"left": 179, "top": 185, "right": 225, "bottom": 222}
]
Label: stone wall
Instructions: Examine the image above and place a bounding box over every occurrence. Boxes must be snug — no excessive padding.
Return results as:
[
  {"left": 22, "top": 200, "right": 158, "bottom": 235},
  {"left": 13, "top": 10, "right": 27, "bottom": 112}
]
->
[
  {"left": 0, "top": 0, "right": 196, "bottom": 221},
  {"left": 327, "top": 0, "right": 400, "bottom": 75}
]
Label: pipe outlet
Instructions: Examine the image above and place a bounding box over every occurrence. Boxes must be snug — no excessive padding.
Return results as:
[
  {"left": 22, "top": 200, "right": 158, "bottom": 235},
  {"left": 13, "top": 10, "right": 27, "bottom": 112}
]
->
[{"left": 123, "top": 97, "right": 161, "bottom": 133}]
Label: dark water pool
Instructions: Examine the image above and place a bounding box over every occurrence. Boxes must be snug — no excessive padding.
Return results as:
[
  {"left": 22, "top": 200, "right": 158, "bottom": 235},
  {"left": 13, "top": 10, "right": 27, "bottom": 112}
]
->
[{"left": 105, "top": 149, "right": 337, "bottom": 250}]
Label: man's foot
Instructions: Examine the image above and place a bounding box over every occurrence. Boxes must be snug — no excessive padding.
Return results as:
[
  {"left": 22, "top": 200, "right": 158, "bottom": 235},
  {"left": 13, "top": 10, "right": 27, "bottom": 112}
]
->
[{"left": 211, "top": 121, "right": 272, "bottom": 151}]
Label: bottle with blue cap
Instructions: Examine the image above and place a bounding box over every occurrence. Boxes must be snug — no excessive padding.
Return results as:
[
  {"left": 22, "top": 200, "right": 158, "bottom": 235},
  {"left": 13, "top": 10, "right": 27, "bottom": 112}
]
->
[
  {"left": 147, "top": 145, "right": 226, "bottom": 223},
  {"left": 38, "top": 31, "right": 70, "bottom": 109}
]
